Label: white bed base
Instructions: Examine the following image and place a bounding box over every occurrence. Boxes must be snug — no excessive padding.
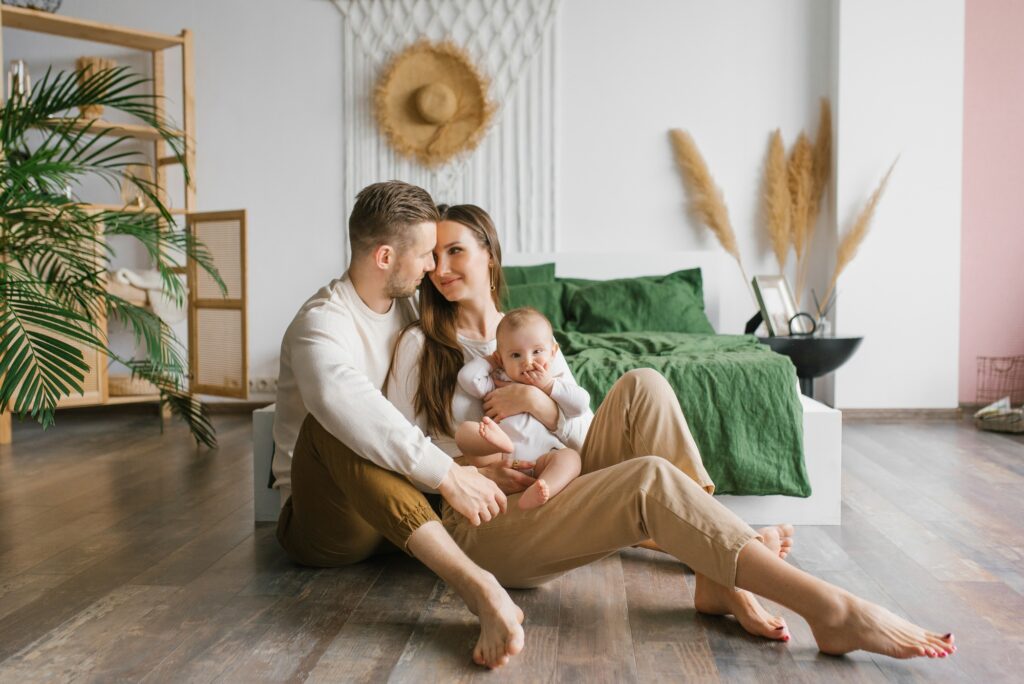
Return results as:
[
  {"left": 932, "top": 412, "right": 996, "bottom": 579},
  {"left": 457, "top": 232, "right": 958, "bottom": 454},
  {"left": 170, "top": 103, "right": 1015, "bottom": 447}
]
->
[{"left": 252, "top": 251, "right": 842, "bottom": 526}]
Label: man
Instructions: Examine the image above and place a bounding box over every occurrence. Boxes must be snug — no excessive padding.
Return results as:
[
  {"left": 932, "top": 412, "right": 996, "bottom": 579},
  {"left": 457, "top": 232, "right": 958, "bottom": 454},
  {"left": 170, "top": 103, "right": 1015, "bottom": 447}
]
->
[{"left": 272, "top": 181, "right": 523, "bottom": 669}]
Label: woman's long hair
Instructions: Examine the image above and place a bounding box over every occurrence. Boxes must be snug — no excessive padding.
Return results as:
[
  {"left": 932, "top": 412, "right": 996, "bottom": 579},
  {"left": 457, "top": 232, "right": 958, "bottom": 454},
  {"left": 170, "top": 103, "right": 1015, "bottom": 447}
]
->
[{"left": 388, "top": 204, "right": 506, "bottom": 437}]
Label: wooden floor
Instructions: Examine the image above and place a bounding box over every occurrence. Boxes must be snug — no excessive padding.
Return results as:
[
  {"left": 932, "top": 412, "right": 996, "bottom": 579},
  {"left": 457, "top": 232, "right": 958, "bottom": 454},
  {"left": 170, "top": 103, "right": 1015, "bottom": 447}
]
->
[{"left": 1, "top": 411, "right": 1022, "bottom": 683}]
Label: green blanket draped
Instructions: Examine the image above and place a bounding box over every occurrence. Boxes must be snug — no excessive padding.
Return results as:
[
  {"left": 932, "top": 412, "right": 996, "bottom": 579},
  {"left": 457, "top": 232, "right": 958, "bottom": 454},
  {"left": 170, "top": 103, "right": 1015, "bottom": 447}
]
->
[{"left": 556, "top": 331, "right": 811, "bottom": 497}]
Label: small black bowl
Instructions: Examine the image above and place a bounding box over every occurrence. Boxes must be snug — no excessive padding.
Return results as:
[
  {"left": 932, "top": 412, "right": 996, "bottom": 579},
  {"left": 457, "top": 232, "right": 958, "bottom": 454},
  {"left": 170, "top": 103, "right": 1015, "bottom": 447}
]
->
[{"left": 758, "top": 336, "right": 864, "bottom": 379}]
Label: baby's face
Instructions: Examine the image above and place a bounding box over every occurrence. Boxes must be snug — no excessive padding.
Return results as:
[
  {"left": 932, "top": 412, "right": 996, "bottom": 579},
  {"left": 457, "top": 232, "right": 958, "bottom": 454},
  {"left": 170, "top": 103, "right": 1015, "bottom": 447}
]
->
[{"left": 496, "top": 321, "right": 556, "bottom": 382}]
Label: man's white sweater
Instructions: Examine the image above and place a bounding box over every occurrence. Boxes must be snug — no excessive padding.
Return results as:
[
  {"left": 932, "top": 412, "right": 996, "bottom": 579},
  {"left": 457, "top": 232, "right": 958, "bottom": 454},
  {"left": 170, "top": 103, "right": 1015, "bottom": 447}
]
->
[{"left": 271, "top": 273, "right": 453, "bottom": 503}]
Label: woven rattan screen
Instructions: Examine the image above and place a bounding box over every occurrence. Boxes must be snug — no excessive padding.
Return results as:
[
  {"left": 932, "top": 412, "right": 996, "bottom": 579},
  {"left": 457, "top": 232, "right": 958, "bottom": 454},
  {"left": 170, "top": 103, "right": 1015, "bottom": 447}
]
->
[
  {"left": 195, "top": 220, "right": 243, "bottom": 300},
  {"left": 195, "top": 309, "right": 244, "bottom": 391},
  {"left": 187, "top": 211, "right": 247, "bottom": 399},
  {"left": 50, "top": 328, "right": 107, "bottom": 407}
]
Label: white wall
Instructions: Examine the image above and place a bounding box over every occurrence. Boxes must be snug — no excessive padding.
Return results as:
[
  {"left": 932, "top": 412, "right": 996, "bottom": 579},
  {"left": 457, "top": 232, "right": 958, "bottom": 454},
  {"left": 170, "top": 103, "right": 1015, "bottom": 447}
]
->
[
  {"left": 559, "top": 0, "right": 834, "bottom": 336},
  {"left": 832, "top": 0, "right": 964, "bottom": 408},
  {"left": 6, "top": 0, "right": 964, "bottom": 408}
]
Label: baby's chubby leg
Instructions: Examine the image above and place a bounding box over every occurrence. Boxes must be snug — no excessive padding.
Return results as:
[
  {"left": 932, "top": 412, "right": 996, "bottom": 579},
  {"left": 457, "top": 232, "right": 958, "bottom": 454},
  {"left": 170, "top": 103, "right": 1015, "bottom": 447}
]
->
[
  {"left": 518, "top": 448, "right": 582, "bottom": 510},
  {"left": 456, "top": 417, "right": 515, "bottom": 458}
]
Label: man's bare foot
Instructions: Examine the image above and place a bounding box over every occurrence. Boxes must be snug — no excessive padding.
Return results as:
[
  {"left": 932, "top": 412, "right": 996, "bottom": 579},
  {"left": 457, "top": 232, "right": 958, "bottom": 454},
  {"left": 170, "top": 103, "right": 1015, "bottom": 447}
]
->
[
  {"left": 518, "top": 478, "right": 550, "bottom": 510},
  {"left": 465, "top": 574, "right": 526, "bottom": 669},
  {"left": 757, "top": 524, "right": 795, "bottom": 560},
  {"left": 694, "top": 573, "right": 790, "bottom": 641},
  {"left": 479, "top": 416, "right": 514, "bottom": 454},
  {"left": 810, "top": 591, "right": 956, "bottom": 659}
]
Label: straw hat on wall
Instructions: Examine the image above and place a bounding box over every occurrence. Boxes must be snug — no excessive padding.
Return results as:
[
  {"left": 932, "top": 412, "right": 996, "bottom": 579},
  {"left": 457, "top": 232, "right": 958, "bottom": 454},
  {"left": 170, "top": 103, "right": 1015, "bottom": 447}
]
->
[{"left": 374, "top": 40, "right": 495, "bottom": 167}]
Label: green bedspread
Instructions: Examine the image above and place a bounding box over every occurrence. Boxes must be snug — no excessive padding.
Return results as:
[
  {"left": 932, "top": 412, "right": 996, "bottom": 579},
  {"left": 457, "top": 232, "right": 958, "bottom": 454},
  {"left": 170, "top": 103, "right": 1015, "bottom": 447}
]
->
[{"left": 556, "top": 331, "right": 811, "bottom": 497}]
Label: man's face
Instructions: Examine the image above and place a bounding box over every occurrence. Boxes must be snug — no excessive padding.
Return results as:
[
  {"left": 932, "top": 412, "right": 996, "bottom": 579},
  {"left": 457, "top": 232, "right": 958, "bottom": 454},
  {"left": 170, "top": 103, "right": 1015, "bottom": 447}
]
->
[{"left": 385, "top": 221, "right": 437, "bottom": 299}]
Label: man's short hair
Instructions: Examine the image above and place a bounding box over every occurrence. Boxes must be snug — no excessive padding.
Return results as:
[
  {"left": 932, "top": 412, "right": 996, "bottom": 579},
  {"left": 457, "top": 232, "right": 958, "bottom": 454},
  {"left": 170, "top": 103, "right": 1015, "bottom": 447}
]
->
[{"left": 349, "top": 181, "right": 440, "bottom": 257}]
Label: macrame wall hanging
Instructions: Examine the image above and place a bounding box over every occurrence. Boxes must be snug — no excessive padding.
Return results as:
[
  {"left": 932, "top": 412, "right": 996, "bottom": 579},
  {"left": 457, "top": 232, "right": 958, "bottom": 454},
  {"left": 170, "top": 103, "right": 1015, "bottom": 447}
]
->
[{"left": 331, "top": 0, "right": 561, "bottom": 260}]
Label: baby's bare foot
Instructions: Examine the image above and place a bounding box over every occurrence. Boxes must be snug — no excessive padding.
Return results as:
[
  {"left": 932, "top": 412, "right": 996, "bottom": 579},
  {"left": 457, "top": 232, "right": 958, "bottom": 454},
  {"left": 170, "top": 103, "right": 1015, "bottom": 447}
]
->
[
  {"left": 694, "top": 573, "right": 790, "bottom": 641},
  {"left": 811, "top": 592, "right": 956, "bottom": 659},
  {"left": 518, "top": 478, "right": 550, "bottom": 510},
  {"left": 757, "top": 524, "right": 795, "bottom": 559},
  {"left": 479, "top": 416, "right": 514, "bottom": 454}
]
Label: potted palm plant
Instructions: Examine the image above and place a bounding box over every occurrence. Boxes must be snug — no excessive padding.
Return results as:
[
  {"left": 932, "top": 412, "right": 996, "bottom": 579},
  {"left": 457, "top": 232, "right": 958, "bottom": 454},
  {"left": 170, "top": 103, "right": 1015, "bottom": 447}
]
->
[{"left": 1, "top": 65, "right": 222, "bottom": 446}]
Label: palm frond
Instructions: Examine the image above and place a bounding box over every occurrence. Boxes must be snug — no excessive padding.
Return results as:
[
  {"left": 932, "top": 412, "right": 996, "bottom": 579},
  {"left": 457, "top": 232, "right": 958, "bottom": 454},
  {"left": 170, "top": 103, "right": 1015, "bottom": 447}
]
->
[{"left": 0, "top": 65, "right": 218, "bottom": 446}]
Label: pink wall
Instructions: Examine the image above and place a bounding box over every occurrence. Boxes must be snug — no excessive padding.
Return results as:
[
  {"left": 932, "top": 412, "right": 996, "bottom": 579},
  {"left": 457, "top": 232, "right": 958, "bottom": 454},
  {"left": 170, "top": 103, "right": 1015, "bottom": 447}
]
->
[{"left": 960, "top": 0, "right": 1024, "bottom": 404}]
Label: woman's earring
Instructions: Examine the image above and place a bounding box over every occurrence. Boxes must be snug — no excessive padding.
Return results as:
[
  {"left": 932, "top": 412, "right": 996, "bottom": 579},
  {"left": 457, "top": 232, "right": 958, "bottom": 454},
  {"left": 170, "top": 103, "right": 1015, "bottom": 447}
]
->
[{"left": 490, "top": 270, "right": 496, "bottom": 291}]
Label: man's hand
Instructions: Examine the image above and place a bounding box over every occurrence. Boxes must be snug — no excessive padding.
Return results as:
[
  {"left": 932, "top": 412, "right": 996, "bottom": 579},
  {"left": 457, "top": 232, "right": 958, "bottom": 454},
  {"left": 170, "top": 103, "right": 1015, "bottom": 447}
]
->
[{"left": 437, "top": 464, "right": 508, "bottom": 526}]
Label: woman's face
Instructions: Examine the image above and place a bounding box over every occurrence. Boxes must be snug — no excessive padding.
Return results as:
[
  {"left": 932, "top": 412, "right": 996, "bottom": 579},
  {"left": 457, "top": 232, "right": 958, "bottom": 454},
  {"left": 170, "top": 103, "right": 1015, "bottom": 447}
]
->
[{"left": 430, "top": 219, "right": 493, "bottom": 303}]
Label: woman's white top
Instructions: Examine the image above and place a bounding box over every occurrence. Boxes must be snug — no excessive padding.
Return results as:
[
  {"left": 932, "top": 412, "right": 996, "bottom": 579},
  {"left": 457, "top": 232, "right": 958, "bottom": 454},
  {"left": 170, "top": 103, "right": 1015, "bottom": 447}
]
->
[{"left": 386, "top": 327, "right": 594, "bottom": 473}]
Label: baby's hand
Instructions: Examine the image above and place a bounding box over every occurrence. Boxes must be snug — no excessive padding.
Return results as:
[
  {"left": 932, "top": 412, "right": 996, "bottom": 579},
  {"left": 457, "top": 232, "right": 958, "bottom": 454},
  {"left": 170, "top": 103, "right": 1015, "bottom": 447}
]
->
[{"left": 522, "top": 366, "right": 553, "bottom": 393}]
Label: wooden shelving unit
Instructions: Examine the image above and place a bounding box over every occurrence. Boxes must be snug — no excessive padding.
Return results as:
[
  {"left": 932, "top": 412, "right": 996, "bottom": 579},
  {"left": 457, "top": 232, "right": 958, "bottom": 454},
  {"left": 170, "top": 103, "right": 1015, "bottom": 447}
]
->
[
  {"left": 38, "top": 117, "right": 185, "bottom": 141},
  {"left": 0, "top": 5, "right": 184, "bottom": 50},
  {"left": 0, "top": 6, "right": 203, "bottom": 441},
  {"left": 0, "top": 5, "right": 195, "bottom": 216}
]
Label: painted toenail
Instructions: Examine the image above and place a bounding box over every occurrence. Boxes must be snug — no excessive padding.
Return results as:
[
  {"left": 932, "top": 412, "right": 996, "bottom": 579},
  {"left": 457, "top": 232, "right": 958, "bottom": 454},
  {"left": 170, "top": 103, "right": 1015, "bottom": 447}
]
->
[{"left": 943, "top": 632, "right": 952, "bottom": 639}]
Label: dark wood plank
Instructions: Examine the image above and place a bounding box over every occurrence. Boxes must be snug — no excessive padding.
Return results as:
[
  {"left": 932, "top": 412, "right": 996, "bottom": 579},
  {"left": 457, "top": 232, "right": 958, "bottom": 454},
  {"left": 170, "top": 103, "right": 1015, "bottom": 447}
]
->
[
  {"left": 555, "top": 553, "right": 638, "bottom": 682},
  {"left": 620, "top": 547, "right": 720, "bottom": 681},
  {"left": 305, "top": 554, "right": 439, "bottom": 682},
  {"left": 1, "top": 413, "right": 1022, "bottom": 682}
]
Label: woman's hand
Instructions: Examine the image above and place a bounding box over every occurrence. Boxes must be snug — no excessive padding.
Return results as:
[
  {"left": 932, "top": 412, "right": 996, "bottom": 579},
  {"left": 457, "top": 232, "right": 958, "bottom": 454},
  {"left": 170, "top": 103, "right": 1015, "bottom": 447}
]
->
[
  {"left": 477, "top": 461, "right": 537, "bottom": 495},
  {"left": 483, "top": 382, "right": 559, "bottom": 429}
]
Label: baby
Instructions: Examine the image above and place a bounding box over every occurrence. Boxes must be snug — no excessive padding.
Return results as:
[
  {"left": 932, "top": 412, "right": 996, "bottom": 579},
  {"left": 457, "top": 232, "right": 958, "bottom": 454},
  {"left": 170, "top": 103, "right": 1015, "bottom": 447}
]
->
[{"left": 455, "top": 307, "right": 590, "bottom": 510}]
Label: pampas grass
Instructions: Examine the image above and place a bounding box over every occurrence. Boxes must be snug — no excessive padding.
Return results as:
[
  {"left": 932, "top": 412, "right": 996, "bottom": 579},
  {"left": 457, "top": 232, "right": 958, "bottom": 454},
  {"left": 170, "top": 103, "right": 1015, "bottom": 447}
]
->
[
  {"left": 787, "top": 133, "right": 813, "bottom": 268},
  {"left": 809, "top": 98, "right": 832, "bottom": 222},
  {"left": 669, "top": 129, "right": 753, "bottom": 298},
  {"left": 763, "top": 129, "right": 791, "bottom": 271},
  {"left": 818, "top": 158, "right": 898, "bottom": 316}
]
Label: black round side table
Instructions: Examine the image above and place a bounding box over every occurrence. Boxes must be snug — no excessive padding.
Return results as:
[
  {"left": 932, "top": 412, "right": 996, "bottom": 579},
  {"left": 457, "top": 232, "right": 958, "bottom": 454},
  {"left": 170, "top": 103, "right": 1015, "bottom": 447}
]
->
[{"left": 758, "top": 336, "right": 864, "bottom": 400}]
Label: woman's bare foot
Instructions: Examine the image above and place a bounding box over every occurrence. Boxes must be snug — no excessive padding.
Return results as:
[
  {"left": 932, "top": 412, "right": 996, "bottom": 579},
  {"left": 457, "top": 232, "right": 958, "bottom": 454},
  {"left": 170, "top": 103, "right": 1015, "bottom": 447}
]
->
[
  {"left": 810, "top": 592, "right": 956, "bottom": 659},
  {"left": 465, "top": 575, "right": 526, "bottom": 669},
  {"left": 478, "top": 416, "right": 514, "bottom": 454},
  {"left": 518, "top": 478, "right": 550, "bottom": 510},
  {"left": 694, "top": 574, "right": 790, "bottom": 641},
  {"left": 757, "top": 524, "right": 795, "bottom": 560}
]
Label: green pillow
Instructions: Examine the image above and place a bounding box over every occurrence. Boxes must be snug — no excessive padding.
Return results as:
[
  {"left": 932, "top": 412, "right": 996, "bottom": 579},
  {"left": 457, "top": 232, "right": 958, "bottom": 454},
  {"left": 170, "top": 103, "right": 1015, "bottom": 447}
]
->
[
  {"left": 501, "top": 263, "right": 555, "bottom": 287},
  {"left": 564, "top": 268, "right": 714, "bottom": 334},
  {"left": 501, "top": 282, "right": 567, "bottom": 330}
]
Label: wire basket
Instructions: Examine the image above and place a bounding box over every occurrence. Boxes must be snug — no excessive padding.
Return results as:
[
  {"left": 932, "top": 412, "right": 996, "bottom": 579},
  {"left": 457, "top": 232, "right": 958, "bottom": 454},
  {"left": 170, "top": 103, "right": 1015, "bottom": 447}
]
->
[
  {"left": 975, "top": 408, "right": 1024, "bottom": 434},
  {"left": 976, "top": 355, "right": 1024, "bottom": 405}
]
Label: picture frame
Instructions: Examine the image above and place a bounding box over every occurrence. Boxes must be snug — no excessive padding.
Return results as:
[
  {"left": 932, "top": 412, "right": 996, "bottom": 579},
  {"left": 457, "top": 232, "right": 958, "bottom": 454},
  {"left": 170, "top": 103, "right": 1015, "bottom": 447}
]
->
[{"left": 752, "top": 275, "right": 811, "bottom": 336}]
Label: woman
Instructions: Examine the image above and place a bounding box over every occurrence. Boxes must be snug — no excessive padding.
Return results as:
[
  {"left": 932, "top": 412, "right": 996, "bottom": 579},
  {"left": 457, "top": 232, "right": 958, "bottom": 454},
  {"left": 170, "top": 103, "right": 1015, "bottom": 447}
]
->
[{"left": 386, "top": 204, "right": 955, "bottom": 663}]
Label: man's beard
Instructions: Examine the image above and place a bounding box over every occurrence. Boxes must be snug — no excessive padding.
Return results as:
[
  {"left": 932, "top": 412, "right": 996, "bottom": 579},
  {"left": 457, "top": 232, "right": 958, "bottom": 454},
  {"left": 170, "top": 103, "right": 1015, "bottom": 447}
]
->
[{"left": 385, "top": 271, "right": 419, "bottom": 299}]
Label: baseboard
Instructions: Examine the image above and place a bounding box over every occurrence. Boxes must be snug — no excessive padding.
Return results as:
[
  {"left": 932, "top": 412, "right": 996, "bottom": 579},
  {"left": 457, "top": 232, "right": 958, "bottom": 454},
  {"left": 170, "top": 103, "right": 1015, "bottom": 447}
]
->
[{"left": 841, "top": 408, "right": 963, "bottom": 421}]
